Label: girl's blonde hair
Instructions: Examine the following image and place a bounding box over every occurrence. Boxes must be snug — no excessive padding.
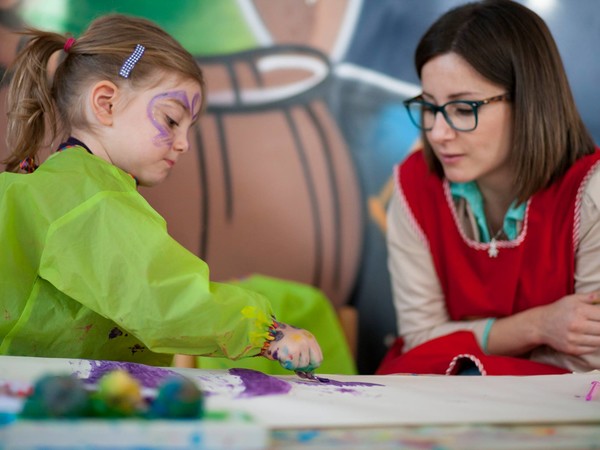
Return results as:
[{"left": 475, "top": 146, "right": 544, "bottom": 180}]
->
[{"left": 3, "top": 14, "right": 206, "bottom": 172}]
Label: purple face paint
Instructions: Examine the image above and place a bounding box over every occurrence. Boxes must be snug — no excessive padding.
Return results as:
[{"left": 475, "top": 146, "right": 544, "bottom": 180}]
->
[
  {"left": 147, "top": 90, "right": 195, "bottom": 148},
  {"left": 83, "top": 360, "right": 181, "bottom": 389},
  {"left": 229, "top": 368, "right": 292, "bottom": 398},
  {"left": 191, "top": 93, "right": 201, "bottom": 121}
]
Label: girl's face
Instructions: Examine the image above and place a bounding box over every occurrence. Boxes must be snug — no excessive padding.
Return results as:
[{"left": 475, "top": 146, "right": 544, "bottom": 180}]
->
[
  {"left": 421, "top": 52, "right": 513, "bottom": 193},
  {"left": 110, "top": 73, "right": 202, "bottom": 187}
]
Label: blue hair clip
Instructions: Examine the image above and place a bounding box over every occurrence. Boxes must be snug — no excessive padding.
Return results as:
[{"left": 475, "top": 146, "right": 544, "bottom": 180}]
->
[{"left": 119, "top": 44, "right": 145, "bottom": 78}]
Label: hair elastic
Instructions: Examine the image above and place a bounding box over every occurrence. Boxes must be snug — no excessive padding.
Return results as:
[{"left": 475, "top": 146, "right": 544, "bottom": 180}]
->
[
  {"left": 63, "top": 37, "right": 76, "bottom": 53},
  {"left": 119, "top": 44, "right": 145, "bottom": 78}
]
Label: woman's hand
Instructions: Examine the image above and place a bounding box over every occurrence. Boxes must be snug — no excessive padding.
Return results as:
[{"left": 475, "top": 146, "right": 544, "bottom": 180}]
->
[
  {"left": 538, "top": 292, "right": 600, "bottom": 355},
  {"left": 260, "top": 321, "right": 323, "bottom": 371}
]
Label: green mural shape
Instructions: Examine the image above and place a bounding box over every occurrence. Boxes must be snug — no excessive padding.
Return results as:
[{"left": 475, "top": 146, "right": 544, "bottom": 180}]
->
[{"left": 19, "top": 0, "right": 260, "bottom": 55}]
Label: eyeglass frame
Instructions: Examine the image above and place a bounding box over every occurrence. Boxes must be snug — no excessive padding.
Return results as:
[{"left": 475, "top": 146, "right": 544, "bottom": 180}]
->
[{"left": 403, "top": 93, "right": 511, "bottom": 132}]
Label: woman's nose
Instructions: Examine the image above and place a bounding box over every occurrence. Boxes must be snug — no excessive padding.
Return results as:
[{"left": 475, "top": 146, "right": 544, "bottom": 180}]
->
[{"left": 428, "top": 111, "right": 456, "bottom": 141}]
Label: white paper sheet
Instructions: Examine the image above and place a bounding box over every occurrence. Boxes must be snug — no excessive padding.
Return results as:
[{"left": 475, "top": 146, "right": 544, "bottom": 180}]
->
[{"left": 1, "top": 355, "right": 599, "bottom": 429}]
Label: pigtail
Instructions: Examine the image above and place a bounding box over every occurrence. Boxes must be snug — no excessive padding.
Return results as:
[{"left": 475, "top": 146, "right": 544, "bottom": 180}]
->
[
  {"left": 3, "top": 30, "right": 64, "bottom": 173},
  {"left": 3, "top": 15, "right": 205, "bottom": 174}
]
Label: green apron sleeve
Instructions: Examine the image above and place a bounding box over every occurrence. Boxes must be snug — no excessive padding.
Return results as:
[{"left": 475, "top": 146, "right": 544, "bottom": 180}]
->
[
  {"left": 38, "top": 190, "right": 273, "bottom": 360},
  {"left": 199, "top": 275, "right": 357, "bottom": 375}
]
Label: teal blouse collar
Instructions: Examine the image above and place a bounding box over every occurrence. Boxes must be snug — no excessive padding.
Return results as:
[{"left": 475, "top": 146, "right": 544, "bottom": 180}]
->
[{"left": 450, "top": 181, "right": 525, "bottom": 242}]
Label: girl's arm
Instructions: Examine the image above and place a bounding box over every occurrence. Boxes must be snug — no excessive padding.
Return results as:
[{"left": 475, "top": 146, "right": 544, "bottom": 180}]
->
[{"left": 38, "top": 189, "right": 316, "bottom": 364}]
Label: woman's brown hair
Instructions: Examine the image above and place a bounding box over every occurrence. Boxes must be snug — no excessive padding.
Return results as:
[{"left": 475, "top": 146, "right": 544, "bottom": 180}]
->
[
  {"left": 3, "top": 14, "right": 206, "bottom": 172},
  {"left": 414, "top": 0, "right": 594, "bottom": 203}
]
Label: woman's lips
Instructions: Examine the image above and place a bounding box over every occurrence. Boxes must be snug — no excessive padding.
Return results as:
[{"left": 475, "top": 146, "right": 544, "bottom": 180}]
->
[{"left": 438, "top": 153, "right": 463, "bottom": 164}]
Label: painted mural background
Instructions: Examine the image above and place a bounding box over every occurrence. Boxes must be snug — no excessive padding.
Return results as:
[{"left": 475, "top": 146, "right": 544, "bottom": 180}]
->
[{"left": 1, "top": 0, "right": 598, "bottom": 374}]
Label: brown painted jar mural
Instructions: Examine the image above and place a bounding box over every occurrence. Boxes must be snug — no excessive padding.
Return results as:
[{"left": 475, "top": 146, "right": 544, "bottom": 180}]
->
[{"left": 141, "top": 45, "right": 362, "bottom": 309}]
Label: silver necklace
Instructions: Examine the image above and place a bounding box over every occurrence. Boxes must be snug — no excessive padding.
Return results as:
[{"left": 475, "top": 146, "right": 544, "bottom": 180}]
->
[{"left": 488, "top": 227, "right": 504, "bottom": 258}]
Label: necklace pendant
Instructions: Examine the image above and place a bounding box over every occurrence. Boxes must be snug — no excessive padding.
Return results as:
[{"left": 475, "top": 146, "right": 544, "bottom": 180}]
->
[{"left": 488, "top": 238, "right": 499, "bottom": 258}]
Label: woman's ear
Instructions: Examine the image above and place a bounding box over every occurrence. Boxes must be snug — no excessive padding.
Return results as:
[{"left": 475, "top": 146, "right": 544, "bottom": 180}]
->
[{"left": 90, "top": 80, "right": 119, "bottom": 126}]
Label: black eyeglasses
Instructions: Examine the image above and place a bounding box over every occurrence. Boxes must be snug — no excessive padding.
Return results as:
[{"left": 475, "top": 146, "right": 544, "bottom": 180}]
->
[{"left": 403, "top": 93, "right": 511, "bottom": 132}]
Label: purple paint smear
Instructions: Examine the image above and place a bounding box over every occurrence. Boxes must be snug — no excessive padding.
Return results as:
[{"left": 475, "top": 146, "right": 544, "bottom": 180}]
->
[
  {"left": 80, "top": 362, "right": 383, "bottom": 398},
  {"left": 317, "top": 379, "right": 383, "bottom": 388},
  {"left": 229, "top": 368, "right": 292, "bottom": 398},
  {"left": 296, "top": 377, "right": 383, "bottom": 395},
  {"left": 83, "top": 360, "right": 180, "bottom": 389},
  {"left": 228, "top": 368, "right": 383, "bottom": 398}
]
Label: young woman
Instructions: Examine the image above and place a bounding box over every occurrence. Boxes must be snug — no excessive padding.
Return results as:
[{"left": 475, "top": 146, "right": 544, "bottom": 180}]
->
[{"left": 378, "top": 0, "right": 600, "bottom": 375}]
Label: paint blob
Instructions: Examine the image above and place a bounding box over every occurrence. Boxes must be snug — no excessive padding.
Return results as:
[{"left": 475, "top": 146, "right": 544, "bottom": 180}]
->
[
  {"left": 84, "top": 360, "right": 180, "bottom": 389},
  {"left": 227, "top": 368, "right": 383, "bottom": 398},
  {"left": 229, "top": 368, "right": 292, "bottom": 397}
]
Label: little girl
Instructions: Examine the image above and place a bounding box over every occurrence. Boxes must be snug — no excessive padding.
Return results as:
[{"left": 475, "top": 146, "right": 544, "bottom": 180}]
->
[{"left": 0, "top": 14, "right": 322, "bottom": 372}]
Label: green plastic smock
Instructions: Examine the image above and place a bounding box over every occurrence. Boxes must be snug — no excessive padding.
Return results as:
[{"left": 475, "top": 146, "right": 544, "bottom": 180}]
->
[
  {"left": 199, "top": 274, "right": 357, "bottom": 375},
  {"left": 0, "top": 146, "right": 273, "bottom": 366}
]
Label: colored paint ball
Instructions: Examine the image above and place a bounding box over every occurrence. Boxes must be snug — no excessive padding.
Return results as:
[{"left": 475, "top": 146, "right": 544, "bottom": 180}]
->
[
  {"left": 149, "top": 376, "right": 204, "bottom": 419},
  {"left": 20, "top": 374, "right": 90, "bottom": 419},
  {"left": 92, "top": 370, "right": 143, "bottom": 417}
]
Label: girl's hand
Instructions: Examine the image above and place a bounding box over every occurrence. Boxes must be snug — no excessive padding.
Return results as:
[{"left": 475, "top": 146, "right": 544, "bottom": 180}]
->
[
  {"left": 539, "top": 292, "right": 600, "bottom": 355},
  {"left": 260, "top": 321, "right": 323, "bottom": 371}
]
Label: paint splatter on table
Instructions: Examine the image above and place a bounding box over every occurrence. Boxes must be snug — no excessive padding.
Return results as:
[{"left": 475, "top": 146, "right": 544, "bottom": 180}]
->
[
  {"left": 70, "top": 360, "right": 385, "bottom": 402},
  {"left": 2, "top": 356, "right": 598, "bottom": 433}
]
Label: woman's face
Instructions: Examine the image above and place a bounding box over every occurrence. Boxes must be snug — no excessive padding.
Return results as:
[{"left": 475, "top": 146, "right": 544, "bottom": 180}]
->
[{"left": 421, "top": 52, "right": 513, "bottom": 192}]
